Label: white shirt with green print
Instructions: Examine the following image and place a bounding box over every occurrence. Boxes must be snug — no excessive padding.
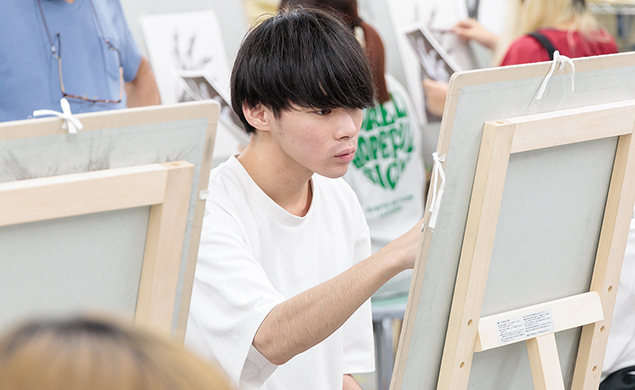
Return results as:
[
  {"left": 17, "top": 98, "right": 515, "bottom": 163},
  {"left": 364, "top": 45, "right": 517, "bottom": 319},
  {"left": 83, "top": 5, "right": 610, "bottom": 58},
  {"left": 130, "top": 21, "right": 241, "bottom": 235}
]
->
[{"left": 344, "top": 74, "right": 425, "bottom": 255}]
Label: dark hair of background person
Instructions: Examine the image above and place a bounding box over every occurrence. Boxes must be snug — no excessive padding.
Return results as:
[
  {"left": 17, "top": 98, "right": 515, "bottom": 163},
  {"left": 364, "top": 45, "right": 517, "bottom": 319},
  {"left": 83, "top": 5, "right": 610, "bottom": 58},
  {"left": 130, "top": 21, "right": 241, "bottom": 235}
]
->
[
  {"left": 230, "top": 7, "right": 375, "bottom": 133},
  {"left": 279, "top": 0, "right": 390, "bottom": 104},
  {"left": 0, "top": 317, "right": 235, "bottom": 390}
]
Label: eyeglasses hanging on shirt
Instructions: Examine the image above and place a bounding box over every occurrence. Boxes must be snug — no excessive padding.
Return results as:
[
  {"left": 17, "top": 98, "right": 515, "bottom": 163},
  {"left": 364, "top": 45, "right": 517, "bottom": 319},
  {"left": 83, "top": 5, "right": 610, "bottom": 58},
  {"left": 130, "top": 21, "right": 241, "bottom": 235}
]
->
[{"left": 36, "top": 0, "right": 124, "bottom": 104}]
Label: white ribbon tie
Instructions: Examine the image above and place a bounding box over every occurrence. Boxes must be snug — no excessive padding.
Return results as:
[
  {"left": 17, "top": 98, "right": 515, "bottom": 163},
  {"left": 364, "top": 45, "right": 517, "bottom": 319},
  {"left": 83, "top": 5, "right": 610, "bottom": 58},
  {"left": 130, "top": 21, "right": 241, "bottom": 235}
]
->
[
  {"left": 427, "top": 152, "right": 446, "bottom": 229},
  {"left": 536, "top": 50, "right": 575, "bottom": 101},
  {"left": 33, "top": 98, "right": 84, "bottom": 134}
]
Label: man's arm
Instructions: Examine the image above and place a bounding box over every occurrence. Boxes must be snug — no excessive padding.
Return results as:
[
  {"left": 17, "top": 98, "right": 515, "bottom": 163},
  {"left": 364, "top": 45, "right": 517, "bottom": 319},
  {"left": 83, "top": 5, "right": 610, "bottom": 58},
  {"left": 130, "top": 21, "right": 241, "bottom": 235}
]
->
[
  {"left": 124, "top": 56, "right": 161, "bottom": 107},
  {"left": 252, "top": 220, "right": 422, "bottom": 365},
  {"left": 343, "top": 374, "right": 363, "bottom": 390}
]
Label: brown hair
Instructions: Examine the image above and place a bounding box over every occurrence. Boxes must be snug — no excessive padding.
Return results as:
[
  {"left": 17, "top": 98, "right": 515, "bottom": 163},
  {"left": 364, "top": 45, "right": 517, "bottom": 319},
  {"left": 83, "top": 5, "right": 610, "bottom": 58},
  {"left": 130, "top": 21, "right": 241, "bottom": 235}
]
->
[
  {"left": 0, "top": 317, "right": 235, "bottom": 390},
  {"left": 279, "top": 0, "right": 390, "bottom": 103}
]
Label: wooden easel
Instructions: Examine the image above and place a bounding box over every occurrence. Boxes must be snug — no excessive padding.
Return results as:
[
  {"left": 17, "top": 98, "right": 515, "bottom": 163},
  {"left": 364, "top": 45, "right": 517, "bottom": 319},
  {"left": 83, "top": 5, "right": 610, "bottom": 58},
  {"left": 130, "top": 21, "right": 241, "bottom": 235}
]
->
[
  {"left": 0, "top": 102, "right": 219, "bottom": 340},
  {"left": 435, "top": 101, "right": 635, "bottom": 390},
  {"left": 0, "top": 162, "right": 194, "bottom": 334}
]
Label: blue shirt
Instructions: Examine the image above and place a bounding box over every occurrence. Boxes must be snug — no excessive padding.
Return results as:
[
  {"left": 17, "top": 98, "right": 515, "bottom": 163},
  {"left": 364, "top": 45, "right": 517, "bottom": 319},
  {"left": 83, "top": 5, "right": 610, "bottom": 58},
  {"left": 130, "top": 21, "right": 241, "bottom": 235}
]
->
[{"left": 0, "top": 0, "right": 142, "bottom": 122}]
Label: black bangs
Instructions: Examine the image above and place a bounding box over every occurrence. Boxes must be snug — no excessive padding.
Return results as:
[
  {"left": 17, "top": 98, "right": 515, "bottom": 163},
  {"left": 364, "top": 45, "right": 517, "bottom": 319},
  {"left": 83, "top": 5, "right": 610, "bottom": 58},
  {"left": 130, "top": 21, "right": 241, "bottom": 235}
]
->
[{"left": 231, "top": 7, "right": 376, "bottom": 133}]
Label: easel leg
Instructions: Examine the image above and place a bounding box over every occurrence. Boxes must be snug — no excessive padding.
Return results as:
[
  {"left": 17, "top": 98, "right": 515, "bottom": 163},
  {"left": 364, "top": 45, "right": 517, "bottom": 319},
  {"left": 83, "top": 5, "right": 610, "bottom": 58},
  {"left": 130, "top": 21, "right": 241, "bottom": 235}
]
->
[{"left": 527, "top": 333, "right": 565, "bottom": 390}]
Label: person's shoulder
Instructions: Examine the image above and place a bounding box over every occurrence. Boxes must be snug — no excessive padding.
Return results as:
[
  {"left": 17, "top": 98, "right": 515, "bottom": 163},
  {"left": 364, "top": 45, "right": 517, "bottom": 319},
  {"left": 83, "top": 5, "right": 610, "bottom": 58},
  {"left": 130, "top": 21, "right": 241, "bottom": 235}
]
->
[
  {"left": 593, "top": 29, "right": 619, "bottom": 55},
  {"left": 500, "top": 34, "right": 550, "bottom": 66},
  {"left": 208, "top": 156, "right": 238, "bottom": 183},
  {"left": 99, "top": 0, "right": 126, "bottom": 10},
  {"left": 92, "top": 0, "right": 126, "bottom": 16},
  {"left": 207, "top": 156, "right": 251, "bottom": 204},
  {"left": 202, "top": 157, "right": 259, "bottom": 234},
  {"left": 384, "top": 73, "right": 409, "bottom": 98}
]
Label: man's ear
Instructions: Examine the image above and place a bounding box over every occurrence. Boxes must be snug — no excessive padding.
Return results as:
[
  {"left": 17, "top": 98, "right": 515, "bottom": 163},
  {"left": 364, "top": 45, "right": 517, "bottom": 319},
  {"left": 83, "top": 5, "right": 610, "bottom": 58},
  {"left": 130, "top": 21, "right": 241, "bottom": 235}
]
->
[{"left": 243, "top": 104, "right": 273, "bottom": 132}]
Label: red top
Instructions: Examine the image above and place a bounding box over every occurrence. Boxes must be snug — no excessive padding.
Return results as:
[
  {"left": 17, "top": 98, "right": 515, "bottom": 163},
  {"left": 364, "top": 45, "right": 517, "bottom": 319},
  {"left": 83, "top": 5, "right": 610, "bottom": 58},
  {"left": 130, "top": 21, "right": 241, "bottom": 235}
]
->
[{"left": 499, "top": 28, "right": 618, "bottom": 66}]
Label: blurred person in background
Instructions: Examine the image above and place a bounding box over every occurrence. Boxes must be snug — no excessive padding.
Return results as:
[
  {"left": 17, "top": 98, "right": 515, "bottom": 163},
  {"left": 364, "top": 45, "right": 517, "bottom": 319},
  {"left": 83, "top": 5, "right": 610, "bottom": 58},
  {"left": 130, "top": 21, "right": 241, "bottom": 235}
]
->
[
  {"left": 243, "top": 0, "right": 280, "bottom": 24},
  {"left": 1, "top": 0, "right": 160, "bottom": 123},
  {"left": 0, "top": 316, "right": 234, "bottom": 390},
  {"left": 423, "top": 0, "right": 617, "bottom": 116}
]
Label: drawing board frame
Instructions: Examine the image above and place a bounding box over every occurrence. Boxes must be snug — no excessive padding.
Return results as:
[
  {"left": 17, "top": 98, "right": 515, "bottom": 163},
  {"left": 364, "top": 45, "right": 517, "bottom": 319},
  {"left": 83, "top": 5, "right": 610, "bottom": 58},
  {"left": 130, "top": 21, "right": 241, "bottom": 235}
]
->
[
  {"left": 1, "top": 161, "right": 194, "bottom": 334},
  {"left": 0, "top": 102, "right": 219, "bottom": 340},
  {"left": 391, "top": 52, "right": 635, "bottom": 390}
]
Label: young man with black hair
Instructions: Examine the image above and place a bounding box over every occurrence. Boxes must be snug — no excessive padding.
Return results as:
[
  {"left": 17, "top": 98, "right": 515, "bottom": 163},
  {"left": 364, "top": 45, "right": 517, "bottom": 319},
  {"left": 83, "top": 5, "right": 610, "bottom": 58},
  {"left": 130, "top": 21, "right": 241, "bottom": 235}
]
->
[{"left": 185, "top": 7, "right": 422, "bottom": 390}]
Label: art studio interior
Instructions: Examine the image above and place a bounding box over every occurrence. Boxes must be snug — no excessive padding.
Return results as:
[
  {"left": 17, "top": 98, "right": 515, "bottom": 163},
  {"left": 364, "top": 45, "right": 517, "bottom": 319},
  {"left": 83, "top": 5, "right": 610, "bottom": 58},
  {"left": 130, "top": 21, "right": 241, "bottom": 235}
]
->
[{"left": 1, "top": 1, "right": 635, "bottom": 389}]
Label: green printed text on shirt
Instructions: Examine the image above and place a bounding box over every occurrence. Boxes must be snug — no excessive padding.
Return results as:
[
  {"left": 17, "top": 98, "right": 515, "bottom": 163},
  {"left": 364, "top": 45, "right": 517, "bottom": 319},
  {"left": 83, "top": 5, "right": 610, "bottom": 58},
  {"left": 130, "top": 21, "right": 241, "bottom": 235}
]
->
[{"left": 352, "top": 90, "right": 414, "bottom": 190}]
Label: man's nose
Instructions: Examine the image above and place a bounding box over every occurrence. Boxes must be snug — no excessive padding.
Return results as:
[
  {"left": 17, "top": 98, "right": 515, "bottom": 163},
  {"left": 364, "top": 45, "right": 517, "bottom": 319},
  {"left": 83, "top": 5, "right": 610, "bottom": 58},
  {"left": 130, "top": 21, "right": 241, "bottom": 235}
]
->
[{"left": 335, "top": 109, "right": 362, "bottom": 139}]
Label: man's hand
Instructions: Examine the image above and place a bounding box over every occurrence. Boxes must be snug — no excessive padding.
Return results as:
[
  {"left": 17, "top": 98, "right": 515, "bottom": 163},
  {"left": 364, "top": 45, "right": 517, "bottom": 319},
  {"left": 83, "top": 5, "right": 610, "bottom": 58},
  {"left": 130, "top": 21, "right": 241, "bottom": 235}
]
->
[
  {"left": 343, "top": 374, "right": 363, "bottom": 390},
  {"left": 125, "top": 57, "right": 161, "bottom": 107},
  {"left": 451, "top": 18, "right": 499, "bottom": 50}
]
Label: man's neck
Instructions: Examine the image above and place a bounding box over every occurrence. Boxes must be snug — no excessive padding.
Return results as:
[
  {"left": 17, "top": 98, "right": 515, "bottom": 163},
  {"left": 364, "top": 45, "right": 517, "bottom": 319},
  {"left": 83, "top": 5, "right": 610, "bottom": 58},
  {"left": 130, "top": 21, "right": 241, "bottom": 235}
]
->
[
  {"left": 237, "top": 136, "right": 313, "bottom": 217},
  {"left": 63, "top": 0, "right": 76, "bottom": 4}
]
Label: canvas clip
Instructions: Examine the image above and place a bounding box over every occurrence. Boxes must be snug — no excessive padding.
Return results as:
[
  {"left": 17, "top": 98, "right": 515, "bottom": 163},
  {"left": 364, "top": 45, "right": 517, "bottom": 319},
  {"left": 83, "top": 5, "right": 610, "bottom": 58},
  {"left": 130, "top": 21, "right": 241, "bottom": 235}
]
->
[
  {"left": 33, "top": 98, "right": 83, "bottom": 134},
  {"left": 427, "top": 152, "right": 446, "bottom": 229},
  {"left": 536, "top": 50, "right": 575, "bottom": 101}
]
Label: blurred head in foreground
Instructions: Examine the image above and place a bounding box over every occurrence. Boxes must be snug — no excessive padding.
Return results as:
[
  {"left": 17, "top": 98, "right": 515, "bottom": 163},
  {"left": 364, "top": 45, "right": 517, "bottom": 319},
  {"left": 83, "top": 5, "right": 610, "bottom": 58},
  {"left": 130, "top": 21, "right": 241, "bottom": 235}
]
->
[{"left": 0, "top": 317, "right": 234, "bottom": 390}]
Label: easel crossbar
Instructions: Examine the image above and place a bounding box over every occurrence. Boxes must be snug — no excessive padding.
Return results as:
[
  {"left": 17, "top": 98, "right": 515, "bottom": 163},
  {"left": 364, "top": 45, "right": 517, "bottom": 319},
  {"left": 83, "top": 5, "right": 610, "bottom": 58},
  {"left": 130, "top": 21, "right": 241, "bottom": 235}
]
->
[
  {"left": 475, "top": 292, "right": 603, "bottom": 352},
  {"left": 0, "top": 164, "right": 170, "bottom": 227}
]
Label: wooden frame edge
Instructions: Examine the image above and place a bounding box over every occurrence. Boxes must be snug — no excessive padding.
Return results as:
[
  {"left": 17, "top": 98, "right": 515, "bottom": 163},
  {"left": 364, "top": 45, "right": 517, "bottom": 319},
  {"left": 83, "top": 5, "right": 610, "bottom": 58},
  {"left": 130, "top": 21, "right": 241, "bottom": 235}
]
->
[
  {"left": 436, "top": 122, "right": 515, "bottom": 390},
  {"left": 0, "top": 161, "right": 196, "bottom": 336},
  {"left": 572, "top": 130, "right": 635, "bottom": 389},
  {"left": 0, "top": 101, "right": 220, "bottom": 141},
  {"left": 135, "top": 162, "right": 195, "bottom": 335},
  {"left": 0, "top": 164, "right": 168, "bottom": 227},
  {"left": 390, "top": 220, "right": 432, "bottom": 390},
  {"left": 503, "top": 100, "right": 635, "bottom": 153},
  {"left": 174, "top": 107, "right": 221, "bottom": 341}
]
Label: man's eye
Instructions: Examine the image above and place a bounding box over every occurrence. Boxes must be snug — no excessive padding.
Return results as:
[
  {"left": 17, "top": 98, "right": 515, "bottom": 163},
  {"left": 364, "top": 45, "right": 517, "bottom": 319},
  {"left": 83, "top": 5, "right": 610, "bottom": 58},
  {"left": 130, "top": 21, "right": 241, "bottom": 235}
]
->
[{"left": 314, "top": 109, "right": 332, "bottom": 116}]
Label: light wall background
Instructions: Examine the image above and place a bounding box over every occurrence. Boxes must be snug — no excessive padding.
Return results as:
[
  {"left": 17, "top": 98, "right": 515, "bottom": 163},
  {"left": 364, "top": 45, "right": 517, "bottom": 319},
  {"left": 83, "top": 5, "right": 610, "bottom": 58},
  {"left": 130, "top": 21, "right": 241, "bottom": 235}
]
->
[{"left": 119, "top": 0, "right": 507, "bottom": 125}]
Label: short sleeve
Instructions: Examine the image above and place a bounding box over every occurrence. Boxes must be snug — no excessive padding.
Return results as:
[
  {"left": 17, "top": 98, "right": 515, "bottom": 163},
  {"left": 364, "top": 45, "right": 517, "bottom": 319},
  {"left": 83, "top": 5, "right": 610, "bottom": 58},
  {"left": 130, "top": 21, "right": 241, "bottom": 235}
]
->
[
  {"left": 342, "top": 227, "right": 375, "bottom": 373},
  {"left": 342, "top": 299, "right": 375, "bottom": 374},
  {"left": 186, "top": 199, "right": 285, "bottom": 389},
  {"left": 110, "top": 0, "right": 143, "bottom": 82}
]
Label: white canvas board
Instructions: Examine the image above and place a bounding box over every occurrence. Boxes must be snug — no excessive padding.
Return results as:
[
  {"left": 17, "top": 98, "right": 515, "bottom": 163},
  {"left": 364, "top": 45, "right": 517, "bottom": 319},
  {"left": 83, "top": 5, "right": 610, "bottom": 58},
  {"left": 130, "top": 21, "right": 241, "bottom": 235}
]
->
[
  {"left": 0, "top": 103, "right": 217, "bottom": 334},
  {"left": 0, "top": 207, "right": 149, "bottom": 330},
  {"left": 141, "top": 11, "right": 231, "bottom": 106},
  {"left": 392, "top": 53, "right": 635, "bottom": 390}
]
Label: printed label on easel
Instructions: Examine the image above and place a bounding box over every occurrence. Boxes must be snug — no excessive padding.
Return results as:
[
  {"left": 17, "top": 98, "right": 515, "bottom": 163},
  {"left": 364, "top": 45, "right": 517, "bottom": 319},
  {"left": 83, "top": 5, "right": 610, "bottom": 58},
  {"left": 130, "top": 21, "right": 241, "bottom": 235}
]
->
[{"left": 496, "top": 309, "right": 555, "bottom": 345}]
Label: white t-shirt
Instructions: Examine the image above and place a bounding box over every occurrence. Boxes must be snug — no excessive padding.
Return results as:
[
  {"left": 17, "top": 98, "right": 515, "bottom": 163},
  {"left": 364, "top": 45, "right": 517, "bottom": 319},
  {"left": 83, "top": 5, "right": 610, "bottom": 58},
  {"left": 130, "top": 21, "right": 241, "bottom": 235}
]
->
[
  {"left": 185, "top": 156, "right": 375, "bottom": 390},
  {"left": 602, "top": 212, "right": 635, "bottom": 380}
]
